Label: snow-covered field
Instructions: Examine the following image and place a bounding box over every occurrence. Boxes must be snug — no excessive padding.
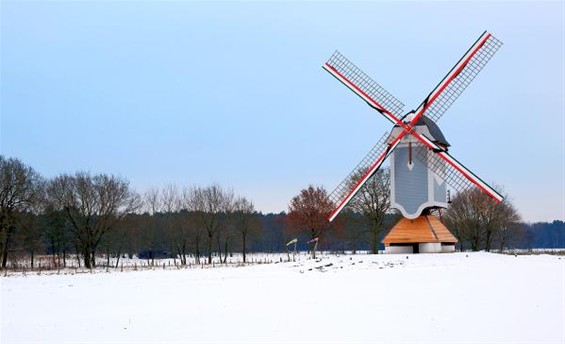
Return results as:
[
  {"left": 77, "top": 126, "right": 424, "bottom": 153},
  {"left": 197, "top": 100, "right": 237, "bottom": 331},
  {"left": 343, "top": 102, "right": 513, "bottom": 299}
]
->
[{"left": 1, "top": 252, "right": 564, "bottom": 344}]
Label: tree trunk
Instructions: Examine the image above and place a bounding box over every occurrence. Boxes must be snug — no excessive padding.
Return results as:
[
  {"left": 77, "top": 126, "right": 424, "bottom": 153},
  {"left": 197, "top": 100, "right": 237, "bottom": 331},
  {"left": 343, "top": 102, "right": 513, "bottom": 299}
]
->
[
  {"left": 242, "top": 233, "right": 247, "bottom": 263},
  {"left": 311, "top": 229, "right": 318, "bottom": 259},
  {"left": 207, "top": 233, "right": 213, "bottom": 264},
  {"left": 86, "top": 251, "right": 91, "bottom": 269},
  {"left": 176, "top": 245, "right": 182, "bottom": 265},
  {"left": 51, "top": 237, "right": 56, "bottom": 262},
  {"left": 83, "top": 247, "right": 91, "bottom": 269},
  {"left": 75, "top": 242, "right": 81, "bottom": 267},
  {"left": 1, "top": 241, "right": 9, "bottom": 268},
  {"left": 91, "top": 249, "right": 96, "bottom": 268},
  {"left": 115, "top": 249, "right": 121, "bottom": 268},
  {"left": 195, "top": 237, "right": 200, "bottom": 265},
  {"left": 82, "top": 245, "right": 96, "bottom": 269},
  {"left": 372, "top": 227, "right": 378, "bottom": 254},
  {"left": 30, "top": 249, "right": 35, "bottom": 269},
  {"left": 471, "top": 228, "right": 481, "bottom": 251},
  {"left": 223, "top": 238, "right": 229, "bottom": 263},
  {"left": 1, "top": 226, "right": 14, "bottom": 268},
  {"left": 485, "top": 229, "right": 492, "bottom": 252},
  {"left": 0, "top": 245, "right": 3, "bottom": 269},
  {"left": 371, "top": 217, "right": 383, "bottom": 254},
  {"left": 217, "top": 235, "right": 223, "bottom": 263},
  {"left": 56, "top": 242, "right": 61, "bottom": 268}
]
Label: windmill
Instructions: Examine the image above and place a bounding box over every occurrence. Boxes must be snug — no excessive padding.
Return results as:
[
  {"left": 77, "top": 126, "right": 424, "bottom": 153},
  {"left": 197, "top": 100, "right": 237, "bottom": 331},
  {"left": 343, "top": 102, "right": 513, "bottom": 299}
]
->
[{"left": 323, "top": 31, "right": 503, "bottom": 253}]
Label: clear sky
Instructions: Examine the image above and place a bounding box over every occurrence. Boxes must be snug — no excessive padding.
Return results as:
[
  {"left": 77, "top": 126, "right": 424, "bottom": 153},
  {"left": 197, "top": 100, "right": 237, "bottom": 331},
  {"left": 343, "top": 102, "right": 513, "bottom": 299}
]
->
[{"left": 1, "top": 1, "right": 563, "bottom": 222}]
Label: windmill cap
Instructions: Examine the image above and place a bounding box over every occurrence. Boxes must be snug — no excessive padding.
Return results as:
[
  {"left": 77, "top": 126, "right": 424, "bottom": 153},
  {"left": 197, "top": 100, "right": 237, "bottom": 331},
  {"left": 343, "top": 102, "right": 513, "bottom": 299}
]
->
[{"left": 395, "top": 115, "right": 450, "bottom": 147}]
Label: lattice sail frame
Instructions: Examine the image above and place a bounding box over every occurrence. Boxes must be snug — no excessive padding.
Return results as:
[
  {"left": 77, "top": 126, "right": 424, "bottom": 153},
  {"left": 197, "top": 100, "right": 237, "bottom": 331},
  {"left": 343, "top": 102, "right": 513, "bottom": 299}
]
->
[
  {"left": 328, "top": 132, "right": 390, "bottom": 208},
  {"left": 325, "top": 51, "right": 405, "bottom": 117},
  {"left": 421, "top": 35, "right": 503, "bottom": 123},
  {"left": 414, "top": 142, "right": 475, "bottom": 194}
]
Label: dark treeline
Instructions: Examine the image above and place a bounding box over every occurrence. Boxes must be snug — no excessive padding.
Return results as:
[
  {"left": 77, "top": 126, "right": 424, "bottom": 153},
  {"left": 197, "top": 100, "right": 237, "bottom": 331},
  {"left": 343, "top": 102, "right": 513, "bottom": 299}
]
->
[
  {"left": 1, "top": 155, "right": 563, "bottom": 270},
  {"left": 518, "top": 220, "right": 565, "bottom": 250},
  {"left": 0, "top": 155, "right": 397, "bottom": 269},
  {"left": 6, "top": 208, "right": 563, "bottom": 270},
  {"left": 3, "top": 209, "right": 393, "bottom": 269}
]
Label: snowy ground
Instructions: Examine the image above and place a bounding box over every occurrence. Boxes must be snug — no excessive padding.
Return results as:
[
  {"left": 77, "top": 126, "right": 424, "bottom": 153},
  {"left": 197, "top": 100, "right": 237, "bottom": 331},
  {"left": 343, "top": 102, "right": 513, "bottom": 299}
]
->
[{"left": 1, "top": 252, "right": 564, "bottom": 344}]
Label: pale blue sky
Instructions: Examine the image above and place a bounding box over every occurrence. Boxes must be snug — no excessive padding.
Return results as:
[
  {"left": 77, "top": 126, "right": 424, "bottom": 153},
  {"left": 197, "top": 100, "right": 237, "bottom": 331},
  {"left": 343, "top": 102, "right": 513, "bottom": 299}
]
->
[{"left": 1, "top": 1, "right": 563, "bottom": 222}]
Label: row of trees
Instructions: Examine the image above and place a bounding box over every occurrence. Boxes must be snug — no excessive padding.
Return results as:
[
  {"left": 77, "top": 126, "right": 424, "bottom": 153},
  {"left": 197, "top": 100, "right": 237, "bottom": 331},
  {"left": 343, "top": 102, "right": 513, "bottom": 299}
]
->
[
  {"left": 520, "top": 220, "right": 565, "bottom": 249},
  {"left": 2, "top": 154, "right": 551, "bottom": 271},
  {"left": 284, "top": 180, "right": 526, "bottom": 255},
  {"left": 0, "top": 156, "right": 391, "bottom": 269},
  {"left": 0, "top": 155, "right": 144, "bottom": 269},
  {"left": 286, "top": 169, "right": 394, "bottom": 258},
  {"left": 1, "top": 155, "right": 262, "bottom": 269},
  {"left": 141, "top": 184, "right": 259, "bottom": 265},
  {"left": 0, "top": 156, "right": 44, "bottom": 268},
  {"left": 445, "top": 186, "right": 522, "bottom": 252}
]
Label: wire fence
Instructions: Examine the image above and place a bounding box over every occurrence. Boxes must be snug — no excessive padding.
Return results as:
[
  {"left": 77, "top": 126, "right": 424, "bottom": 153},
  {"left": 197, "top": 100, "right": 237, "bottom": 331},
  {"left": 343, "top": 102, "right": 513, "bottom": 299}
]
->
[{"left": 1, "top": 250, "right": 376, "bottom": 277}]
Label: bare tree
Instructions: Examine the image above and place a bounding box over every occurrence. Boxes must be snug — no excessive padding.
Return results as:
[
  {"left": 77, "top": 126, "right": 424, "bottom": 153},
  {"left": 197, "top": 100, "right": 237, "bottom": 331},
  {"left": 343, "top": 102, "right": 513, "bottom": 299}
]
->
[
  {"left": 287, "top": 185, "right": 334, "bottom": 259},
  {"left": 43, "top": 206, "right": 73, "bottom": 268},
  {"left": 160, "top": 184, "right": 187, "bottom": 264},
  {"left": 347, "top": 168, "right": 393, "bottom": 254},
  {"left": 0, "top": 156, "right": 44, "bottom": 268},
  {"left": 161, "top": 184, "right": 181, "bottom": 214},
  {"left": 232, "top": 196, "right": 260, "bottom": 263},
  {"left": 190, "top": 213, "right": 205, "bottom": 265},
  {"left": 144, "top": 186, "right": 161, "bottom": 214},
  {"left": 15, "top": 212, "right": 42, "bottom": 269},
  {"left": 179, "top": 187, "right": 204, "bottom": 264},
  {"left": 47, "top": 172, "right": 141, "bottom": 268},
  {"left": 186, "top": 184, "right": 233, "bottom": 264},
  {"left": 142, "top": 187, "right": 164, "bottom": 266},
  {"left": 218, "top": 189, "right": 235, "bottom": 263},
  {"left": 121, "top": 213, "right": 145, "bottom": 260},
  {"left": 445, "top": 186, "right": 520, "bottom": 252},
  {"left": 108, "top": 213, "right": 138, "bottom": 268},
  {"left": 495, "top": 221, "right": 523, "bottom": 253}
]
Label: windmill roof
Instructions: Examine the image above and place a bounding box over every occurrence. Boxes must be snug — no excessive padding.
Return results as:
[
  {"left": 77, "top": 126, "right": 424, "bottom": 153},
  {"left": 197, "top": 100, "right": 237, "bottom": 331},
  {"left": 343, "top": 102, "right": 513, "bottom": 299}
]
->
[
  {"left": 382, "top": 215, "right": 458, "bottom": 244},
  {"left": 419, "top": 116, "right": 450, "bottom": 147},
  {"left": 394, "top": 115, "right": 450, "bottom": 147}
]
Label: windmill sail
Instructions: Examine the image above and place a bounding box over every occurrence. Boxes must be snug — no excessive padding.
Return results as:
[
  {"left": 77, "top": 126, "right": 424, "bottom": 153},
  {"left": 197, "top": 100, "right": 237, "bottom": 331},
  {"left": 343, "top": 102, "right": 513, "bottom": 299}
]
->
[
  {"left": 328, "top": 132, "right": 400, "bottom": 222},
  {"left": 416, "top": 32, "right": 503, "bottom": 123},
  {"left": 413, "top": 138, "right": 503, "bottom": 202},
  {"left": 323, "top": 51, "right": 405, "bottom": 121}
]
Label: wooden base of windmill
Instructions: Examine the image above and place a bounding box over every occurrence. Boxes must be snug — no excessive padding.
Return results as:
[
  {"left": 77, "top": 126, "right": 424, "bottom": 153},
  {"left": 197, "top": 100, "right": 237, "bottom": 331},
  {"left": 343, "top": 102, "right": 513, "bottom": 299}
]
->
[{"left": 382, "top": 214, "right": 457, "bottom": 254}]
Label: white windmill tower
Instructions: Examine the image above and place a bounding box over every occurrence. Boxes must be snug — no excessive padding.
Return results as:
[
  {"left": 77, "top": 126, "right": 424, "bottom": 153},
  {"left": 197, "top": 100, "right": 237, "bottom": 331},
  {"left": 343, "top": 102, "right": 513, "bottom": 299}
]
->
[{"left": 322, "top": 31, "right": 503, "bottom": 253}]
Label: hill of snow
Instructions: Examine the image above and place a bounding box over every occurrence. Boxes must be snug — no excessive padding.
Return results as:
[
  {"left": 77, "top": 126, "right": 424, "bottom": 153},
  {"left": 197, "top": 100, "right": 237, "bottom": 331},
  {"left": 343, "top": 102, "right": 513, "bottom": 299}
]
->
[{"left": 1, "top": 252, "right": 563, "bottom": 343}]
